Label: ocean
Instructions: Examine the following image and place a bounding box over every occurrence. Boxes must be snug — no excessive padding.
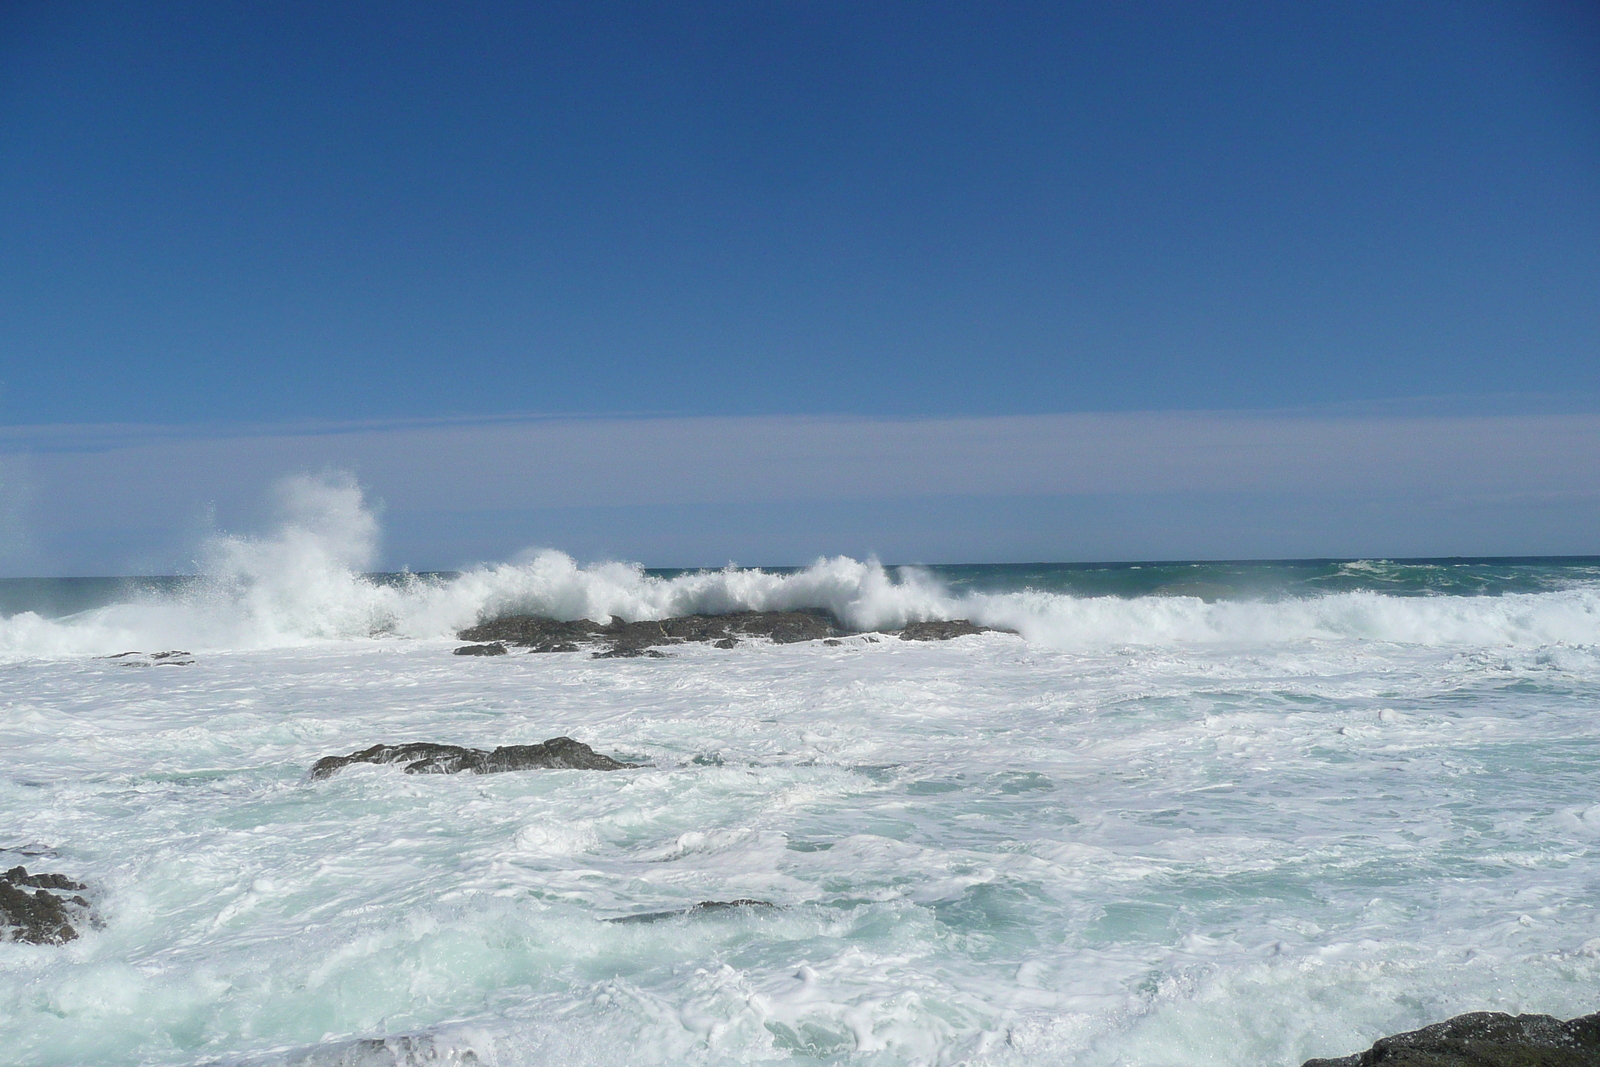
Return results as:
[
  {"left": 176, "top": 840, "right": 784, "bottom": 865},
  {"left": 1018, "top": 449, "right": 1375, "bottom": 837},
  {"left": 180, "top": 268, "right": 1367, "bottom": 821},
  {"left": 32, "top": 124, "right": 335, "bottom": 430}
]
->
[{"left": 3, "top": 485, "right": 1598, "bottom": 1066}]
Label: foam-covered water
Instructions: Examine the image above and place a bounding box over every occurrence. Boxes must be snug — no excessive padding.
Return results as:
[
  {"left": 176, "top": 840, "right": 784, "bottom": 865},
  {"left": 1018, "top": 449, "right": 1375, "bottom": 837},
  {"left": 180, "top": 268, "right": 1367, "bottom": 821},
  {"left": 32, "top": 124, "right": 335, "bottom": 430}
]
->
[{"left": 3, "top": 478, "right": 1598, "bottom": 1066}]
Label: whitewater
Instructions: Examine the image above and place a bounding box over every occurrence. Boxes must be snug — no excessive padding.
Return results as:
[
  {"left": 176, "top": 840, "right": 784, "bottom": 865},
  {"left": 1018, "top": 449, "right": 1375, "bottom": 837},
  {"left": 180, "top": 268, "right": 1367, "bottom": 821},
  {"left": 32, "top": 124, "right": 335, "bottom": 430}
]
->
[{"left": 3, "top": 477, "right": 1599, "bottom": 1066}]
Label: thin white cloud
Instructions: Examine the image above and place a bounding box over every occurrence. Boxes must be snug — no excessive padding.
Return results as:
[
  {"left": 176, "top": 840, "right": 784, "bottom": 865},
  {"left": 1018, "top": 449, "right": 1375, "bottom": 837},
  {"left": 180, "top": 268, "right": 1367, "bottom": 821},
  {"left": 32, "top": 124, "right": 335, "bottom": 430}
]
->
[
  {"left": 9, "top": 409, "right": 1599, "bottom": 503},
  {"left": 2, "top": 410, "right": 1596, "bottom": 570}
]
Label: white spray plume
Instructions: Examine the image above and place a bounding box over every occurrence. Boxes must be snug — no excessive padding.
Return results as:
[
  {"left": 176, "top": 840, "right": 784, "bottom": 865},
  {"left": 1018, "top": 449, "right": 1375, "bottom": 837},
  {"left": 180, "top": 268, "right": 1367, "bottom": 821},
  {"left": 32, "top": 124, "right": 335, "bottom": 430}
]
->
[{"left": 199, "top": 472, "right": 386, "bottom": 642}]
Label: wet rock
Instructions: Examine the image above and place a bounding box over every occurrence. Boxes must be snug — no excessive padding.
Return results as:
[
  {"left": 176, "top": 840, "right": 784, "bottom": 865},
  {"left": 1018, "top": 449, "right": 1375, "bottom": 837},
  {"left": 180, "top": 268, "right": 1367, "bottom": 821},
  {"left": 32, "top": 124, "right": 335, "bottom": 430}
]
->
[
  {"left": 592, "top": 646, "right": 669, "bottom": 659},
  {"left": 0, "top": 843, "right": 57, "bottom": 859},
  {"left": 102, "top": 650, "right": 195, "bottom": 666},
  {"left": 311, "top": 737, "right": 639, "bottom": 779},
  {"left": 311, "top": 742, "right": 469, "bottom": 778},
  {"left": 476, "top": 740, "right": 640, "bottom": 774},
  {"left": 460, "top": 610, "right": 849, "bottom": 657},
  {"left": 1302, "top": 1010, "right": 1600, "bottom": 1067},
  {"left": 898, "top": 620, "right": 1012, "bottom": 641},
  {"left": 0, "top": 865, "right": 93, "bottom": 945},
  {"left": 266, "top": 1030, "right": 481, "bottom": 1066},
  {"left": 451, "top": 642, "right": 507, "bottom": 656},
  {"left": 456, "top": 616, "right": 604, "bottom": 651},
  {"left": 608, "top": 899, "right": 777, "bottom": 924},
  {"left": 458, "top": 609, "right": 1016, "bottom": 656}
]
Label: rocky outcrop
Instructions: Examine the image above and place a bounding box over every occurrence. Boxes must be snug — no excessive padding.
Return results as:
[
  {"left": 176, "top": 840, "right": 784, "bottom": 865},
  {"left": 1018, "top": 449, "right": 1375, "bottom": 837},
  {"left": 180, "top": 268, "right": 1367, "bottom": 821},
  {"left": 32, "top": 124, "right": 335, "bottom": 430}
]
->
[
  {"left": 451, "top": 642, "right": 507, "bottom": 656},
  {"left": 1302, "top": 1010, "right": 1600, "bottom": 1067},
  {"left": 458, "top": 610, "right": 1013, "bottom": 656},
  {"left": 310, "top": 737, "right": 639, "bottom": 779},
  {"left": 899, "top": 620, "right": 1007, "bottom": 641},
  {"left": 0, "top": 866, "right": 94, "bottom": 944},
  {"left": 608, "top": 899, "right": 777, "bottom": 924},
  {"left": 458, "top": 610, "right": 848, "bottom": 657}
]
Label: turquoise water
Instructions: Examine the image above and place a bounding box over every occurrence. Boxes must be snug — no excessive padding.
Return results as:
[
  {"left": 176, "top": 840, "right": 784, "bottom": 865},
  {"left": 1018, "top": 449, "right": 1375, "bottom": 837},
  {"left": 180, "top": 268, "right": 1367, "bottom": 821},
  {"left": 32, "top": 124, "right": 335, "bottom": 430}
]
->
[{"left": 5, "top": 556, "right": 1597, "bottom": 619}]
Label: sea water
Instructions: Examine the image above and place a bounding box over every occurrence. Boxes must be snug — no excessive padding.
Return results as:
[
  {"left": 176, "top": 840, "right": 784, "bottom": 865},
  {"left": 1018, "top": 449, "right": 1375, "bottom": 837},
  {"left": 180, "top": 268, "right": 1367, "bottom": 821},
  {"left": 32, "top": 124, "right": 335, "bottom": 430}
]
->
[{"left": 2, "top": 480, "right": 1599, "bottom": 1066}]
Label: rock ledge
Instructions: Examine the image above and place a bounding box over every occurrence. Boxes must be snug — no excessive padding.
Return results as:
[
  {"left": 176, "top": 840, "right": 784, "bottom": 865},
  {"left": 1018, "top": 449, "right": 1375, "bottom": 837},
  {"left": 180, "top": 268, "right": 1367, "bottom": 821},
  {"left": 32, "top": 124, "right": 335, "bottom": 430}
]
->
[
  {"left": 311, "top": 737, "right": 638, "bottom": 779},
  {"left": 457, "top": 610, "right": 1013, "bottom": 657},
  {"left": 1303, "top": 1010, "right": 1600, "bottom": 1067}
]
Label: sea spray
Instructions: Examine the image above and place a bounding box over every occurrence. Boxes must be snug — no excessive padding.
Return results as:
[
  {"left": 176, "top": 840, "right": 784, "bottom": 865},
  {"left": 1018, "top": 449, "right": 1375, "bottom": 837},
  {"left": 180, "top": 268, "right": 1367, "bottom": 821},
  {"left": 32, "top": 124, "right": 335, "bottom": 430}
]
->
[{"left": 3, "top": 475, "right": 1600, "bottom": 658}]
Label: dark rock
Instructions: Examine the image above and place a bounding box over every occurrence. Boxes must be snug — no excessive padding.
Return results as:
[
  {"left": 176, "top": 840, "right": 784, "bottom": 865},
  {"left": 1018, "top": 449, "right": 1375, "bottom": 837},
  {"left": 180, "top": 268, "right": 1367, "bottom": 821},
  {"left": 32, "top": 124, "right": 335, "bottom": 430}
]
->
[
  {"left": 457, "top": 616, "right": 607, "bottom": 648},
  {"left": 460, "top": 609, "right": 849, "bottom": 657},
  {"left": 311, "top": 737, "right": 640, "bottom": 779},
  {"left": 1, "top": 865, "right": 93, "bottom": 945},
  {"left": 452, "top": 642, "right": 507, "bottom": 656},
  {"left": 1302, "top": 1010, "right": 1600, "bottom": 1067},
  {"left": 476, "top": 739, "right": 639, "bottom": 774},
  {"left": 459, "top": 609, "right": 1015, "bottom": 656},
  {"left": 608, "top": 899, "right": 777, "bottom": 924},
  {"left": 898, "top": 620, "right": 1012, "bottom": 641},
  {"left": 101, "top": 649, "right": 195, "bottom": 666},
  {"left": 0, "top": 844, "right": 57, "bottom": 859},
  {"left": 713, "top": 611, "right": 843, "bottom": 644},
  {"left": 311, "top": 742, "right": 470, "bottom": 779}
]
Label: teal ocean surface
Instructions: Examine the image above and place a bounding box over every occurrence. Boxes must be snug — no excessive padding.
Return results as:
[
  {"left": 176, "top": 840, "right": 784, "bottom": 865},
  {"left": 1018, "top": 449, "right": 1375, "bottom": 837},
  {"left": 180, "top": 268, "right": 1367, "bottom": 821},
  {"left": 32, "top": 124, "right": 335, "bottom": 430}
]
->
[
  {"left": 3, "top": 497, "right": 1599, "bottom": 1067},
  {"left": 7, "top": 555, "right": 1598, "bottom": 619}
]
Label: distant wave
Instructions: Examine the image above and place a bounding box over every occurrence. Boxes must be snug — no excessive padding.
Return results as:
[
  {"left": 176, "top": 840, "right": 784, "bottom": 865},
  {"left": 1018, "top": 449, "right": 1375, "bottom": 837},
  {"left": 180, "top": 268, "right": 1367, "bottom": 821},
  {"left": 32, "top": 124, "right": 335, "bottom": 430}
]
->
[{"left": 2, "top": 475, "right": 1599, "bottom": 658}]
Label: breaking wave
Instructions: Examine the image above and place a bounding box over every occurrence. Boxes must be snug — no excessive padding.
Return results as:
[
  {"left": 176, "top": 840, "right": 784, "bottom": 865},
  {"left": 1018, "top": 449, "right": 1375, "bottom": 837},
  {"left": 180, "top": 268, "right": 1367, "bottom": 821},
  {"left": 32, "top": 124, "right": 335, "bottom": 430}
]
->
[{"left": 2, "top": 475, "right": 1599, "bottom": 658}]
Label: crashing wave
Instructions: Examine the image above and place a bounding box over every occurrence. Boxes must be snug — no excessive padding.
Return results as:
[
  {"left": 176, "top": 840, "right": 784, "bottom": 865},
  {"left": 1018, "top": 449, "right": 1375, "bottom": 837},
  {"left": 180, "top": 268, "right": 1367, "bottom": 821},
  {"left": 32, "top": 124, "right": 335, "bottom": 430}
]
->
[{"left": 2, "top": 475, "right": 1599, "bottom": 657}]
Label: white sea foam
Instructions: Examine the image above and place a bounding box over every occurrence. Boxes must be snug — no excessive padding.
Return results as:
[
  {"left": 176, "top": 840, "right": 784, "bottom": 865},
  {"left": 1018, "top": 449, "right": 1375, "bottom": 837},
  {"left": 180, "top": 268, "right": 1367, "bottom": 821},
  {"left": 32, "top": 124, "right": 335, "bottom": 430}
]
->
[
  {"left": 3, "top": 625, "right": 1598, "bottom": 1066},
  {"left": 3, "top": 476, "right": 1599, "bottom": 1065}
]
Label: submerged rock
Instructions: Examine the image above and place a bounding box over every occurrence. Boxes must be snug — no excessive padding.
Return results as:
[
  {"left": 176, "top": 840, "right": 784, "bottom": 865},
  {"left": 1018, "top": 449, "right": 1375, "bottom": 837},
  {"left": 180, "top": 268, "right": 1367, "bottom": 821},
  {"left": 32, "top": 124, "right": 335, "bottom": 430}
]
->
[
  {"left": 608, "top": 899, "right": 777, "bottom": 924},
  {"left": 310, "top": 737, "right": 639, "bottom": 779},
  {"left": 1302, "top": 1010, "right": 1600, "bottom": 1067},
  {"left": 899, "top": 620, "right": 1008, "bottom": 641},
  {"left": 451, "top": 642, "right": 507, "bottom": 656},
  {"left": 260, "top": 1029, "right": 481, "bottom": 1066},
  {"left": 0, "top": 866, "right": 93, "bottom": 945},
  {"left": 102, "top": 650, "right": 195, "bottom": 666},
  {"left": 458, "top": 609, "right": 1012, "bottom": 656}
]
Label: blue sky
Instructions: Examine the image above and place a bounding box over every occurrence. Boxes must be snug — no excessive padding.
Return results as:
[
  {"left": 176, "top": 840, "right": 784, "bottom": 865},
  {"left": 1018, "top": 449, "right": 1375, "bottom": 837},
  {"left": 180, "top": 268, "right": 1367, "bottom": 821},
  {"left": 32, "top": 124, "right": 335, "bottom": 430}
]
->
[{"left": 1, "top": 2, "right": 1597, "bottom": 571}]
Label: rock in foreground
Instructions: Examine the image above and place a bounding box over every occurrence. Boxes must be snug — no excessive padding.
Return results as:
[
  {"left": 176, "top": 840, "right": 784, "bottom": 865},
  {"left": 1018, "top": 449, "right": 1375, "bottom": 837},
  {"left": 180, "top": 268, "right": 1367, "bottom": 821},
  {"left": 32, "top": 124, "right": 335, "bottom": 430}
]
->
[
  {"left": 1303, "top": 1010, "right": 1600, "bottom": 1067},
  {"left": 458, "top": 610, "right": 1013, "bottom": 656},
  {"left": 311, "top": 737, "right": 639, "bottom": 779},
  {"left": 0, "top": 866, "right": 94, "bottom": 945}
]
